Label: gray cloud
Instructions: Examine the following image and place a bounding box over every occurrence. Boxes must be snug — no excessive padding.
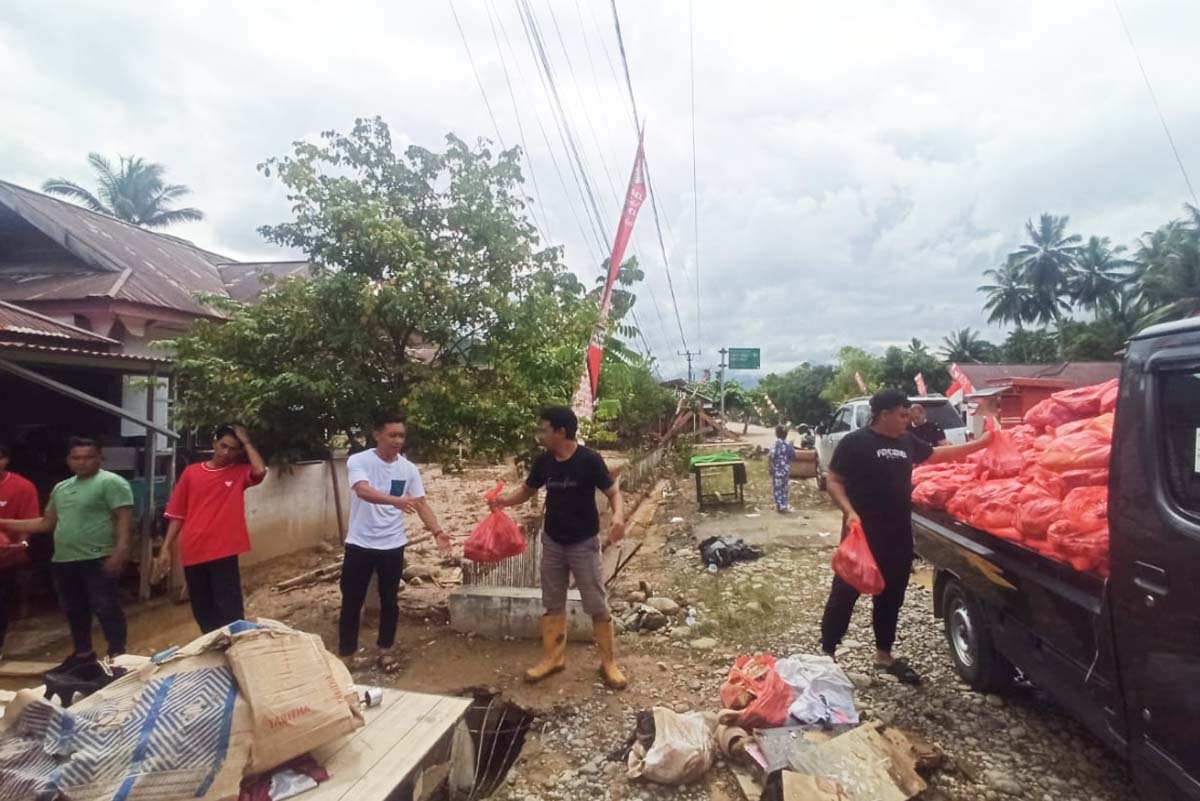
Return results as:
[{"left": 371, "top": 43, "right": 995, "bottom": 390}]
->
[{"left": 3, "top": 0, "right": 1197, "bottom": 379}]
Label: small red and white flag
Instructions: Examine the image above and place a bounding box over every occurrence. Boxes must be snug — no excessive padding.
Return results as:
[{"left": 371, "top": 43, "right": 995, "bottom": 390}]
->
[
  {"left": 948, "top": 363, "right": 975, "bottom": 396},
  {"left": 914, "top": 373, "right": 927, "bottom": 395},
  {"left": 854, "top": 372, "right": 868, "bottom": 393},
  {"left": 946, "top": 379, "right": 966, "bottom": 406}
]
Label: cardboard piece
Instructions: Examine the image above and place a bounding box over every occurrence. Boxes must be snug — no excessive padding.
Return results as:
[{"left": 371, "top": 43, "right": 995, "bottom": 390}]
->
[
  {"left": 777, "top": 771, "right": 849, "bottom": 801},
  {"left": 226, "top": 627, "right": 363, "bottom": 774},
  {"left": 785, "top": 723, "right": 926, "bottom": 801}
]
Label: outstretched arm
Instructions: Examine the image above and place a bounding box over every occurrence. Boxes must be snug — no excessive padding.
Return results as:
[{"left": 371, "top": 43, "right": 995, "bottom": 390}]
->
[{"left": 925, "top": 431, "right": 992, "bottom": 465}]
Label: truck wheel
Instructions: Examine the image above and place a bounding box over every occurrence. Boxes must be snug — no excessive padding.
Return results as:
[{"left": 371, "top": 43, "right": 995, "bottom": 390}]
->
[{"left": 942, "top": 581, "right": 1013, "bottom": 693}]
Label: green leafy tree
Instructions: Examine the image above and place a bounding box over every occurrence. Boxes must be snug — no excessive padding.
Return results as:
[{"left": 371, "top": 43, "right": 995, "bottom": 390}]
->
[
  {"left": 1009, "top": 213, "right": 1081, "bottom": 356},
  {"left": 1068, "top": 236, "right": 1131, "bottom": 314},
  {"left": 821, "top": 347, "right": 882, "bottom": 405},
  {"left": 940, "top": 328, "right": 998, "bottom": 363},
  {"left": 759, "top": 363, "right": 836, "bottom": 425},
  {"left": 1001, "top": 328, "right": 1057, "bottom": 363},
  {"left": 1137, "top": 217, "right": 1200, "bottom": 325},
  {"left": 880, "top": 345, "right": 950, "bottom": 395},
  {"left": 43, "top": 153, "right": 203, "bottom": 227},
  {"left": 979, "top": 257, "right": 1036, "bottom": 330},
  {"left": 170, "top": 119, "right": 594, "bottom": 462}
]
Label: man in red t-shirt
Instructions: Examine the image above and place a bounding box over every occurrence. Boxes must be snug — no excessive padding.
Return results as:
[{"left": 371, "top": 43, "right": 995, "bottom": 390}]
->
[
  {"left": 157, "top": 424, "right": 266, "bottom": 633},
  {"left": 0, "top": 442, "right": 39, "bottom": 658}
]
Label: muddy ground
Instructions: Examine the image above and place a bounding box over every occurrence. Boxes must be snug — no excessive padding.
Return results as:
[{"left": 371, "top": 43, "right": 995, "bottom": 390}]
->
[{"left": 1, "top": 448, "right": 1140, "bottom": 801}]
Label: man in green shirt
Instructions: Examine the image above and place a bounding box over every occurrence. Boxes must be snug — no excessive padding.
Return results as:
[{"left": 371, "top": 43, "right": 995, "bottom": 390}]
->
[{"left": 0, "top": 437, "right": 133, "bottom": 668}]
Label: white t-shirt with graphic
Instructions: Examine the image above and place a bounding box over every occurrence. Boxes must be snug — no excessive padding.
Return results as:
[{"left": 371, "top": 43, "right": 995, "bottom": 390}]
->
[{"left": 346, "top": 449, "right": 425, "bottom": 550}]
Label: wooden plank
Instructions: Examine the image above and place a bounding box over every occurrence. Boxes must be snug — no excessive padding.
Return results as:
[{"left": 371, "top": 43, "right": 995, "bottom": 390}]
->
[{"left": 305, "top": 690, "right": 469, "bottom": 801}]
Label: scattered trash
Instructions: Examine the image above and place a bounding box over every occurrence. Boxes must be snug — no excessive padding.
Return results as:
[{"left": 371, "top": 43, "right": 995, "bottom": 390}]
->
[
  {"left": 785, "top": 722, "right": 927, "bottom": 800},
  {"left": 670, "top": 516, "right": 685, "bottom": 524},
  {"left": 42, "top": 659, "right": 127, "bottom": 707},
  {"left": 763, "top": 770, "right": 849, "bottom": 801},
  {"left": 745, "top": 513, "right": 761, "bottom": 519},
  {"left": 239, "top": 756, "right": 329, "bottom": 801},
  {"left": 775, "top": 654, "right": 859, "bottom": 726},
  {"left": 699, "top": 536, "right": 765, "bottom": 569},
  {"left": 719, "top": 655, "right": 794, "bottom": 729},
  {"left": 627, "top": 707, "right": 716, "bottom": 786}
]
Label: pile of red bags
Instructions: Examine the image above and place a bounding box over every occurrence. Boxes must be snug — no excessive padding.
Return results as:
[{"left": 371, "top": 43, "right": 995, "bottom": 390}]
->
[{"left": 910, "top": 378, "right": 1118, "bottom": 577}]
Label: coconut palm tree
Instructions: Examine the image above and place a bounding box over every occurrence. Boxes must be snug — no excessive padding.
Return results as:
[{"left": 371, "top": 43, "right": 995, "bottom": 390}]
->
[
  {"left": 1068, "top": 236, "right": 1133, "bottom": 314},
  {"left": 979, "top": 257, "right": 1036, "bottom": 330},
  {"left": 940, "top": 328, "right": 994, "bottom": 363},
  {"left": 1140, "top": 237, "right": 1200, "bottom": 325},
  {"left": 907, "top": 338, "right": 931, "bottom": 358},
  {"left": 1009, "top": 214, "right": 1082, "bottom": 357},
  {"left": 43, "top": 153, "right": 203, "bottom": 228}
]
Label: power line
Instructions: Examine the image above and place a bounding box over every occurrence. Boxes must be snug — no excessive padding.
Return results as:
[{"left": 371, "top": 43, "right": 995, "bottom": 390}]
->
[
  {"left": 607, "top": 0, "right": 691, "bottom": 354},
  {"left": 1112, "top": 0, "right": 1198, "bottom": 205},
  {"left": 490, "top": 0, "right": 596, "bottom": 255},
  {"left": 484, "top": 0, "right": 552, "bottom": 245},
  {"left": 689, "top": 0, "right": 701, "bottom": 347}
]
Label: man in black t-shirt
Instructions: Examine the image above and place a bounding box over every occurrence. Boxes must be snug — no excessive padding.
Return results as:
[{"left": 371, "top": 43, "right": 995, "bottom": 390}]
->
[
  {"left": 493, "top": 407, "right": 628, "bottom": 689},
  {"left": 908, "top": 403, "right": 949, "bottom": 446},
  {"left": 820, "top": 389, "right": 991, "bottom": 684}
]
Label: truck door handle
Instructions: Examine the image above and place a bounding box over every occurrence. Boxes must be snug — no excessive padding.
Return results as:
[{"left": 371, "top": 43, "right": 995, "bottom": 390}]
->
[{"left": 1133, "top": 561, "right": 1168, "bottom": 598}]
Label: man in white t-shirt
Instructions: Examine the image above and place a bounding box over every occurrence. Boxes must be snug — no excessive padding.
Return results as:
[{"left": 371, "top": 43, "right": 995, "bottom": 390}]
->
[{"left": 338, "top": 413, "right": 450, "bottom": 671}]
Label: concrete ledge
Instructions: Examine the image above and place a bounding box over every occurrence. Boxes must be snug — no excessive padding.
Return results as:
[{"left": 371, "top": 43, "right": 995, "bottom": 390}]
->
[{"left": 449, "top": 586, "right": 594, "bottom": 642}]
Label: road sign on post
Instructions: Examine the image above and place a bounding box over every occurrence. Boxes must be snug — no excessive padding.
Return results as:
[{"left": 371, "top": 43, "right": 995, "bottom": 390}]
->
[{"left": 727, "top": 348, "right": 760, "bottom": 370}]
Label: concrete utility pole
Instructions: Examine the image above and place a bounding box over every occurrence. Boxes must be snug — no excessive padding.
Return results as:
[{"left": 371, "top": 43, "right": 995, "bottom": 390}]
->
[
  {"left": 718, "top": 347, "right": 728, "bottom": 423},
  {"left": 678, "top": 349, "right": 701, "bottom": 383}
]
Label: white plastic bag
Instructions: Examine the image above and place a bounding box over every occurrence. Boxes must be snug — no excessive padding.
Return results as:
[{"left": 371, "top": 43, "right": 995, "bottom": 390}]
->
[
  {"left": 627, "top": 707, "right": 715, "bottom": 785},
  {"left": 775, "top": 654, "right": 859, "bottom": 726}
]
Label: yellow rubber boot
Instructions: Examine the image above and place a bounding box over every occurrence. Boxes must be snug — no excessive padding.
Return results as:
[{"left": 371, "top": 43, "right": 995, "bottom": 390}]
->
[
  {"left": 593, "top": 618, "right": 628, "bottom": 690},
  {"left": 524, "top": 613, "right": 567, "bottom": 683}
]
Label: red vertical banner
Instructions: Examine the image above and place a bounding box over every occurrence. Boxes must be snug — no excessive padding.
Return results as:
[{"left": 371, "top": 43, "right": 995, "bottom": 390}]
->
[
  {"left": 948, "top": 363, "right": 975, "bottom": 395},
  {"left": 914, "top": 373, "right": 927, "bottom": 395},
  {"left": 854, "top": 372, "right": 868, "bottom": 393},
  {"left": 573, "top": 136, "right": 647, "bottom": 418}
]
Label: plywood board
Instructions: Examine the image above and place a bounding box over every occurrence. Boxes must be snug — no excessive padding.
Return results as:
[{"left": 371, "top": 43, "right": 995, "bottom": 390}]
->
[{"left": 305, "top": 689, "right": 471, "bottom": 801}]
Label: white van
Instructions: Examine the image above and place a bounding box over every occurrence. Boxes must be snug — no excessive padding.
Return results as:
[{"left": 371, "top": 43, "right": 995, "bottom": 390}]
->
[{"left": 814, "top": 394, "right": 967, "bottom": 489}]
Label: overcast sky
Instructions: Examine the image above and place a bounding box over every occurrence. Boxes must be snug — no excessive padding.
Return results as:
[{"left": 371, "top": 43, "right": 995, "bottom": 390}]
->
[{"left": 3, "top": 1, "right": 1197, "bottom": 378}]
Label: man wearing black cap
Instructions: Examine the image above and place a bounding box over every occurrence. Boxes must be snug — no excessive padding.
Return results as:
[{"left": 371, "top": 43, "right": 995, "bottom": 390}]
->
[{"left": 819, "top": 388, "right": 991, "bottom": 684}]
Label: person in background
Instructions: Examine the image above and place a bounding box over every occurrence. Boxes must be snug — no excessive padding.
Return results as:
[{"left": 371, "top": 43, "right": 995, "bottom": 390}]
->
[
  {"left": 491, "top": 406, "right": 628, "bottom": 689},
  {"left": 156, "top": 424, "right": 267, "bottom": 633},
  {"left": 0, "top": 438, "right": 133, "bottom": 669},
  {"left": 768, "top": 425, "right": 797, "bottom": 513},
  {"left": 339, "top": 413, "right": 451, "bottom": 672},
  {"left": 0, "top": 443, "right": 39, "bottom": 660},
  {"left": 819, "top": 390, "right": 991, "bottom": 685},
  {"left": 908, "top": 404, "right": 949, "bottom": 446}
]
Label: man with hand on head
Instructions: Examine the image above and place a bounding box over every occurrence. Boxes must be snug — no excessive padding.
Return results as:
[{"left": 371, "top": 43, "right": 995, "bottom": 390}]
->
[
  {"left": 491, "top": 406, "right": 628, "bottom": 690},
  {"left": 339, "top": 412, "right": 451, "bottom": 673},
  {"left": 157, "top": 424, "right": 267, "bottom": 633}
]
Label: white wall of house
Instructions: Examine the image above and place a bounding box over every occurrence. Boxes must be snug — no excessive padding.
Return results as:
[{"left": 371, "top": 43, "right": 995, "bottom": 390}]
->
[{"left": 242, "top": 457, "right": 349, "bottom": 566}]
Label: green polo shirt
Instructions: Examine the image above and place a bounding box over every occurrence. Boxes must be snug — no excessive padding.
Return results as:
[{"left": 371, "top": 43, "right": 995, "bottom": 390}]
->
[{"left": 47, "top": 470, "right": 134, "bottom": 563}]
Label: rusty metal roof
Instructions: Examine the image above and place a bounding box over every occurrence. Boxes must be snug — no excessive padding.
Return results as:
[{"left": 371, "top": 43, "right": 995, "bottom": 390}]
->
[
  {"left": 217, "top": 261, "right": 311, "bottom": 303},
  {"left": 0, "top": 299, "right": 117, "bottom": 344},
  {"left": 959, "top": 362, "right": 1121, "bottom": 389},
  {"left": 0, "top": 180, "right": 232, "bottom": 315}
]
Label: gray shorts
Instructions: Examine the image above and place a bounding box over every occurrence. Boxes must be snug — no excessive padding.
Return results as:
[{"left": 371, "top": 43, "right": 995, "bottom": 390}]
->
[{"left": 541, "top": 533, "right": 608, "bottom": 617}]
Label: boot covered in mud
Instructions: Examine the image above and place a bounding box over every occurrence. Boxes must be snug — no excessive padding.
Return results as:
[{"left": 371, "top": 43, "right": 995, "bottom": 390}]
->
[
  {"left": 593, "top": 617, "right": 627, "bottom": 690},
  {"left": 524, "top": 613, "right": 567, "bottom": 683}
]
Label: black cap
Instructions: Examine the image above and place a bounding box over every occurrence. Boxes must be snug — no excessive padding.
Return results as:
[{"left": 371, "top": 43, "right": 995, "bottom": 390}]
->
[{"left": 869, "top": 388, "right": 911, "bottom": 414}]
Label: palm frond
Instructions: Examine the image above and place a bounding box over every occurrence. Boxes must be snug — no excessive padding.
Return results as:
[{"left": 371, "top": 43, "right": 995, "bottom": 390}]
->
[{"left": 41, "top": 179, "right": 112, "bottom": 214}]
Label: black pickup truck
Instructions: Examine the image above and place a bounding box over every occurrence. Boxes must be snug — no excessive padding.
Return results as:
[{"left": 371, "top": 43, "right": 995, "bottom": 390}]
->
[{"left": 914, "top": 316, "right": 1200, "bottom": 801}]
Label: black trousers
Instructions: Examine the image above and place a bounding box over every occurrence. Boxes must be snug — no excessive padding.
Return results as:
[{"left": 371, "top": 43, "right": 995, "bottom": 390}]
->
[
  {"left": 0, "top": 570, "right": 16, "bottom": 652},
  {"left": 50, "top": 558, "right": 127, "bottom": 657},
  {"left": 338, "top": 543, "right": 404, "bottom": 656},
  {"left": 184, "top": 555, "right": 245, "bottom": 634},
  {"left": 820, "top": 553, "right": 912, "bottom": 654}
]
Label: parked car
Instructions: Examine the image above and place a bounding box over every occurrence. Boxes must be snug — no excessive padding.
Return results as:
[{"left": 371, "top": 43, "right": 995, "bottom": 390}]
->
[
  {"left": 814, "top": 394, "right": 966, "bottom": 489},
  {"left": 914, "top": 316, "right": 1200, "bottom": 800}
]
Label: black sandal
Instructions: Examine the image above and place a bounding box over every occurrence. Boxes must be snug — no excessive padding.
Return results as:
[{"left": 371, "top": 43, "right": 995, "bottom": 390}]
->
[{"left": 879, "top": 658, "right": 922, "bottom": 685}]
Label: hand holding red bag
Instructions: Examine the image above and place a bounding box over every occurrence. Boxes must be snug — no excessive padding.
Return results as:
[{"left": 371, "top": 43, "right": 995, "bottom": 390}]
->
[
  {"left": 463, "top": 482, "right": 527, "bottom": 563},
  {"left": 832, "top": 519, "right": 885, "bottom": 595},
  {"left": 980, "top": 418, "right": 1024, "bottom": 478}
]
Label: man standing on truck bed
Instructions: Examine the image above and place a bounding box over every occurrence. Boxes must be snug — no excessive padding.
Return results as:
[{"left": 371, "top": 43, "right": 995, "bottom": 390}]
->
[{"left": 820, "top": 388, "right": 991, "bottom": 684}]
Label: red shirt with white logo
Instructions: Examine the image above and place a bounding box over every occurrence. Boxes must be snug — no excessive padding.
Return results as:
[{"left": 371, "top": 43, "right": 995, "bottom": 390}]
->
[
  {"left": 0, "top": 471, "right": 40, "bottom": 545},
  {"left": 165, "top": 463, "right": 265, "bottom": 567}
]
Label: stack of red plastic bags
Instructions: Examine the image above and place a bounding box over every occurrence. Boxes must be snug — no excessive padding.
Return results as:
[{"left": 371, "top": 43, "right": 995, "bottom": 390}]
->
[{"left": 911, "top": 378, "right": 1118, "bottom": 577}]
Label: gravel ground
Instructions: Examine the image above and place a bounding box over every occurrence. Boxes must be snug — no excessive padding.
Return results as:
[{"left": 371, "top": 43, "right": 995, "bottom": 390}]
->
[{"left": 491, "top": 465, "right": 1142, "bottom": 801}]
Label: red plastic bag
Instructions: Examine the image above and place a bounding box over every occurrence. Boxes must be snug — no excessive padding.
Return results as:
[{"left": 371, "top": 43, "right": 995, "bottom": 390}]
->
[
  {"left": 1060, "top": 468, "right": 1108, "bottom": 491},
  {"left": 463, "top": 482, "right": 527, "bottom": 563},
  {"left": 719, "top": 655, "right": 795, "bottom": 729},
  {"left": 980, "top": 419, "right": 1024, "bottom": 478},
  {"left": 1062, "top": 485, "right": 1108, "bottom": 533},
  {"left": 831, "top": 520, "right": 885, "bottom": 595},
  {"left": 1051, "top": 379, "right": 1118, "bottom": 417},
  {"left": 1038, "top": 430, "right": 1112, "bottom": 472},
  {"left": 1015, "top": 496, "right": 1061, "bottom": 540},
  {"left": 1100, "top": 382, "right": 1119, "bottom": 414},
  {"left": 1024, "top": 398, "right": 1080, "bottom": 433}
]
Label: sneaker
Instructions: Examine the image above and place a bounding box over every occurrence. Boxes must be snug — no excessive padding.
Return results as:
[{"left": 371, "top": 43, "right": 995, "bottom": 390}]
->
[{"left": 48, "top": 651, "right": 97, "bottom": 675}]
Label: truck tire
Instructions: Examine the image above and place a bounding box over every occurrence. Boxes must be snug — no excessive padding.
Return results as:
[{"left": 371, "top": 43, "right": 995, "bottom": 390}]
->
[{"left": 941, "top": 580, "right": 1013, "bottom": 693}]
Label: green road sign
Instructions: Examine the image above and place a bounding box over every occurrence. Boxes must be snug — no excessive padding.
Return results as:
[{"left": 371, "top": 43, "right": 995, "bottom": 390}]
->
[{"left": 727, "top": 348, "right": 760, "bottom": 370}]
